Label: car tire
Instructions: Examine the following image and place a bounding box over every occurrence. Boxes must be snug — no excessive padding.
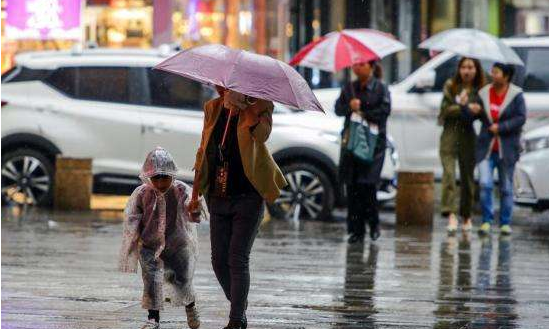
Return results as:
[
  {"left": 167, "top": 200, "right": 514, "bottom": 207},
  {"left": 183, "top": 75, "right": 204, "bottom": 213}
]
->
[
  {"left": 268, "top": 162, "right": 335, "bottom": 221},
  {"left": 1, "top": 149, "right": 55, "bottom": 207}
]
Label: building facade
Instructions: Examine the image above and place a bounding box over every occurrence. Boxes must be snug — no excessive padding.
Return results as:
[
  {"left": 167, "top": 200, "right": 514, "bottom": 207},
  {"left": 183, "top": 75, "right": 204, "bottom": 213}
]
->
[
  {"left": 1, "top": 0, "right": 290, "bottom": 72},
  {"left": 2, "top": 0, "right": 548, "bottom": 82},
  {"left": 287, "top": 0, "right": 549, "bottom": 87}
]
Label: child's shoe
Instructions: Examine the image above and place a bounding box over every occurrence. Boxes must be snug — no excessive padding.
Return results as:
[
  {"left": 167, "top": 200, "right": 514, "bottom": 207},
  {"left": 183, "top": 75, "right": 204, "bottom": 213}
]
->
[
  {"left": 446, "top": 214, "right": 458, "bottom": 234},
  {"left": 500, "top": 224, "right": 512, "bottom": 235},
  {"left": 186, "top": 304, "right": 200, "bottom": 329},
  {"left": 141, "top": 319, "right": 160, "bottom": 329},
  {"left": 462, "top": 218, "right": 473, "bottom": 232},
  {"left": 478, "top": 222, "right": 491, "bottom": 235}
]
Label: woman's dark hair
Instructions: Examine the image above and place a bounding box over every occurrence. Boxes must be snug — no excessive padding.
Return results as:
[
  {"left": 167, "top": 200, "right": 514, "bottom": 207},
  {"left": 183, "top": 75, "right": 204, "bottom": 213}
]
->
[
  {"left": 450, "top": 57, "right": 487, "bottom": 95},
  {"left": 493, "top": 62, "right": 515, "bottom": 82},
  {"left": 369, "top": 60, "right": 383, "bottom": 79}
]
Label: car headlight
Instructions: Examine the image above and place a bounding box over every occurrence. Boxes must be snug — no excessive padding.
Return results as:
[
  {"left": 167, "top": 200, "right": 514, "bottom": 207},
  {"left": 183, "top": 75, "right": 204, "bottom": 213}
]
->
[
  {"left": 514, "top": 169, "right": 536, "bottom": 200},
  {"left": 524, "top": 136, "right": 549, "bottom": 153},
  {"left": 319, "top": 131, "right": 340, "bottom": 144}
]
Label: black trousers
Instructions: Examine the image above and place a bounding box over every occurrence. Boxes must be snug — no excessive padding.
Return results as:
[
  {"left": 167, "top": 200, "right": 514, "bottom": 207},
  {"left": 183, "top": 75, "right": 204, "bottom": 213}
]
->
[
  {"left": 208, "top": 192, "right": 264, "bottom": 322},
  {"left": 346, "top": 182, "right": 379, "bottom": 236}
]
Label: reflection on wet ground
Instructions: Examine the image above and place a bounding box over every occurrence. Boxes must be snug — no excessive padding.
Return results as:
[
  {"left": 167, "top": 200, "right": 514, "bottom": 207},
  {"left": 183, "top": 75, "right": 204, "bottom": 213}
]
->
[{"left": 2, "top": 206, "right": 549, "bottom": 328}]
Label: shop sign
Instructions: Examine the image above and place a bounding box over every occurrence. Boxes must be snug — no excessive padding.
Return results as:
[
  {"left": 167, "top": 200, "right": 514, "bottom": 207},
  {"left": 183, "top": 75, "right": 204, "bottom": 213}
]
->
[{"left": 5, "top": 0, "right": 82, "bottom": 40}]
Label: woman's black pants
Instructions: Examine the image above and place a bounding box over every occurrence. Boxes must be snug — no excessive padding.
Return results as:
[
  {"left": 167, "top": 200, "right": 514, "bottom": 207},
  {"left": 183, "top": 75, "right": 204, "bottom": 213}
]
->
[
  {"left": 346, "top": 182, "right": 379, "bottom": 236},
  {"left": 208, "top": 192, "right": 264, "bottom": 322}
]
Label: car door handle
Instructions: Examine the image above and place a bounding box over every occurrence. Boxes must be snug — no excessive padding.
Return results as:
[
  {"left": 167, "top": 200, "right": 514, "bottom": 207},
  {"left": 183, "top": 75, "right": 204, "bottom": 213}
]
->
[{"left": 36, "top": 106, "right": 59, "bottom": 115}]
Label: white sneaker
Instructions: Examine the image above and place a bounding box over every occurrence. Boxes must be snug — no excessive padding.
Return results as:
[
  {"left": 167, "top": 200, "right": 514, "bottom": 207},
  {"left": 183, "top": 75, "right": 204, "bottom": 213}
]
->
[
  {"left": 446, "top": 214, "right": 458, "bottom": 233},
  {"left": 186, "top": 304, "right": 201, "bottom": 329},
  {"left": 141, "top": 319, "right": 160, "bottom": 329}
]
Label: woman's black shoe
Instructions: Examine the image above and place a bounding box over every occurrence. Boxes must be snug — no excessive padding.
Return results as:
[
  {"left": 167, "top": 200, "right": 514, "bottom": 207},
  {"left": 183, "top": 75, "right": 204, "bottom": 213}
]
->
[
  {"left": 348, "top": 234, "right": 364, "bottom": 244},
  {"left": 370, "top": 226, "right": 380, "bottom": 241}
]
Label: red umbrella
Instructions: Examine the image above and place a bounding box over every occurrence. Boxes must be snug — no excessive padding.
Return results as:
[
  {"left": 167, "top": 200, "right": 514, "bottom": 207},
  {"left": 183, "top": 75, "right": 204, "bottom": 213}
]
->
[{"left": 290, "top": 28, "right": 405, "bottom": 72}]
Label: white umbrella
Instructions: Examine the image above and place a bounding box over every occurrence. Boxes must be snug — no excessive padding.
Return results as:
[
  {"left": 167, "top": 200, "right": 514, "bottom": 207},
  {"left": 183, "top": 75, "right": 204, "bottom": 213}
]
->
[{"left": 419, "top": 28, "right": 524, "bottom": 66}]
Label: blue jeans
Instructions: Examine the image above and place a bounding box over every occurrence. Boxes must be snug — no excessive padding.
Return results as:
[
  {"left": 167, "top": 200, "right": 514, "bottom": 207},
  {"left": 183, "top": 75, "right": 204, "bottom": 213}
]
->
[{"left": 478, "top": 152, "right": 515, "bottom": 226}]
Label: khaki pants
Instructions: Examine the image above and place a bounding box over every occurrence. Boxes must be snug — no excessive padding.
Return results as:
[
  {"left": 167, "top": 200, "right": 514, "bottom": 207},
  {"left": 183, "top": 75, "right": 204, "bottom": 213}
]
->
[{"left": 439, "top": 124, "right": 476, "bottom": 218}]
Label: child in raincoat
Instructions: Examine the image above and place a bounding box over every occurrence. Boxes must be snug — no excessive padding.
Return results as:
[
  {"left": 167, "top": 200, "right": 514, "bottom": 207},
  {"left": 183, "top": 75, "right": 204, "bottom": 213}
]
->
[{"left": 119, "top": 147, "right": 208, "bottom": 329}]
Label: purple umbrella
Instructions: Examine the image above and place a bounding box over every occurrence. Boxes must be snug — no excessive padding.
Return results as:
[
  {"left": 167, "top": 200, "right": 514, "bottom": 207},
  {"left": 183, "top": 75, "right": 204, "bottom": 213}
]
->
[{"left": 154, "top": 44, "right": 324, "bottom": 113}]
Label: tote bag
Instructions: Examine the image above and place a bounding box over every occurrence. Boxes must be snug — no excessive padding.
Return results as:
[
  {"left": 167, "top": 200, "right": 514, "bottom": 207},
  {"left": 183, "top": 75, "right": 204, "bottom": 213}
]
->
[{"left": 346, "top": 112, "right": 378, "bottom": 164}]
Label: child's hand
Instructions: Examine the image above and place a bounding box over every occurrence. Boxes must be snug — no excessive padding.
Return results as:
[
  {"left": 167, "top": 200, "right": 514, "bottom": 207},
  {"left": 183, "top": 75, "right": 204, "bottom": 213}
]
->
[{"left": 189, "top": 212, "right": 202, "bottom": 223}]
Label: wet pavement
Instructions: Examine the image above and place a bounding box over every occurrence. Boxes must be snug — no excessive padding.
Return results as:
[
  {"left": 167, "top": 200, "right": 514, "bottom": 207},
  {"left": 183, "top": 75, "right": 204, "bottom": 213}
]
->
[{"left": 2, "top": 206, "right": 549, "bottom": 329}]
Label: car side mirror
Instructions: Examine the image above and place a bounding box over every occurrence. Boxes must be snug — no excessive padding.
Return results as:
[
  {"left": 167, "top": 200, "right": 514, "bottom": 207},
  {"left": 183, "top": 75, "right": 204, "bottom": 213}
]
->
[{"left": 414, "top": 69, "right": 436, "bottom": 92}]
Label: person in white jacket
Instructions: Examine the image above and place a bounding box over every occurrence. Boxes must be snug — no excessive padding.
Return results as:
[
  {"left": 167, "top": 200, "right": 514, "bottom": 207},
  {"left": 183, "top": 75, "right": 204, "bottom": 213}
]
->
[{"left": 119, "top": 147, "right": 208, "bottom": 329}]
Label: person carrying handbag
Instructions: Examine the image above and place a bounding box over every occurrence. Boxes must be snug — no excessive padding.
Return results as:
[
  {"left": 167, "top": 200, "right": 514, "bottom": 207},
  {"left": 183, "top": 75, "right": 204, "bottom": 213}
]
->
[{"left": 335, "top": 60, "right": 391, "bottom": 244}]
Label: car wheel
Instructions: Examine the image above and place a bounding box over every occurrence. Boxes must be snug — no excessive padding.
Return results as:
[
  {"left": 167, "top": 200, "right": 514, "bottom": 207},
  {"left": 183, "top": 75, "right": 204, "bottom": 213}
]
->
[
  {"left": 1, "top": 149, "right": 54, "bottom": 206},
  {"left": 268, "top": 162, "right": 335, "bottom": 221}
]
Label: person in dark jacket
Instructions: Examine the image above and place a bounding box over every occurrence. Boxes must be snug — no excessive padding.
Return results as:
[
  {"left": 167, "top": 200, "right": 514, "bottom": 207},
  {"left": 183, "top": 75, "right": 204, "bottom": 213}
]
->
[
  {"left": 463, "top": 63, "right": 527, "bottom": 235},
  {"left": 439, "top": 57, "right": 486, "bottom": 234},
  {"left": 335, "top": 60, "right": 391, "bottom": 243}
]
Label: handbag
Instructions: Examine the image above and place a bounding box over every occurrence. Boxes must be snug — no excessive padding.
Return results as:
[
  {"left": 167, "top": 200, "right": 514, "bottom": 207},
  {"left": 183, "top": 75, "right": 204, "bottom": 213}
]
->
[{"left": 345, "top": 112, "right": 378, "bottom": 164}]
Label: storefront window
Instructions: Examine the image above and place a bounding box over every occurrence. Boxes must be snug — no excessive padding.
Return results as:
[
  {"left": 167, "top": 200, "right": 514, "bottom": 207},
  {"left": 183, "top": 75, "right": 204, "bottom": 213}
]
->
[
  {"left": 429, "top": 0, "right": 458, "bottom": 34},
  {"left": 172, "top": 0, "right": 225, "bottom": 48},
  {"left": 508, "top": 0, "right": 549, "bottom": 36},
  {"left": 85, "top": 0, "right": 153, "bottom": 48},
  {"left": 170, "top": 0, "right": 285, "bottom": 58},
  {"left": 1, "top": 0, "right": 78, "bottom": 73}
]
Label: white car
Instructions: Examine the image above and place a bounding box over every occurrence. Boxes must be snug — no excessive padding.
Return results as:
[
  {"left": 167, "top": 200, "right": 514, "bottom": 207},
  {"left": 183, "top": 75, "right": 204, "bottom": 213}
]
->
[
  {"left": 314, "top": 35, "right": 549, "bottom": 177},
  {"left": 1, "top": 47, "right": 398, "bottom": 221},
  {"left": 514, "top": 125, "right": 549, "bottom": 211}
]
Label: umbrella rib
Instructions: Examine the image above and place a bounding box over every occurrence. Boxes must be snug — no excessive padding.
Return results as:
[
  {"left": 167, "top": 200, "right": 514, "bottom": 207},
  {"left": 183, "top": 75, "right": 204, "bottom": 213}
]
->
[
  {"left": 224, "top": 50, "right": 243, "bottom": 89},
  {"left": 276, "top": 61, "right": 301, "bottom": 109}
]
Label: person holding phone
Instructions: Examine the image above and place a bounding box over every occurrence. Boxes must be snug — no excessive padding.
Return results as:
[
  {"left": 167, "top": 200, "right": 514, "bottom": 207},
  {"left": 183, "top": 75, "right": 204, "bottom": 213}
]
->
[{"left": 438, "top": 57, "right": 486, "bottom": 233}]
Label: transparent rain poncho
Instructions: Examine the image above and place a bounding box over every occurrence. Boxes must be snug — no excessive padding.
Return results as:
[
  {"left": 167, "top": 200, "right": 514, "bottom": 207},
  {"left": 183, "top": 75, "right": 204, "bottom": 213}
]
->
[{"left": 118, "top": 147, "right": 208, "bottom": 308}]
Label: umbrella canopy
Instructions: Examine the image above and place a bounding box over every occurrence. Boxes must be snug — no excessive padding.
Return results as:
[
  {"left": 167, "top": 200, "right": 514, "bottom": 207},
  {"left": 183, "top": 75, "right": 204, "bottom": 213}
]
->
[
  {"left": 154, "top": 44, "right": 323, "bottom": 112},
  {"left": 419, "top": 28, "right": 524, "bottom": 66},
  {"left": 289, "top": 28, "right": 406, "bottom": 72}
]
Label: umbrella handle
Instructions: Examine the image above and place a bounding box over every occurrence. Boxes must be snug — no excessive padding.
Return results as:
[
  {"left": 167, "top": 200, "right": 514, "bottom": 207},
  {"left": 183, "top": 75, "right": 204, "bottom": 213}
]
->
[
  {"left": 220, "top": 108, "right": 233, "bottom": 149},
  {"left": 348, "top": 68, "right": 356, "bottom": 99}
]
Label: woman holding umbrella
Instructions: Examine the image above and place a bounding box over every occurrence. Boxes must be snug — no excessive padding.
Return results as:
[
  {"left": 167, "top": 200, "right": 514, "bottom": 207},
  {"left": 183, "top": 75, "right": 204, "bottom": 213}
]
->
[
  {"left": 290, "top": 28, "right": 405, "bottom": 244},
  {"left": 438, "top": 57, "right": 486, "bottom": 233},
  {"left": 155, "top": 44, "right": 324, "bottom": 329},
  {"left": 335, "top": 60, "right": 390, "bottom": 243},
  {"left": 192, "top": 87, "right": 287, "bottom": 329}
]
